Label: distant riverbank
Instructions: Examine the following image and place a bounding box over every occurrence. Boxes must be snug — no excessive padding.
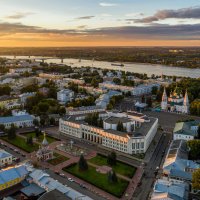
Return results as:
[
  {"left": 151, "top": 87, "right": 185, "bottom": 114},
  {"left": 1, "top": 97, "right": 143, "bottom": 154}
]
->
[{"left": 1, "top": 55, "right": 200, "bottom": 78}]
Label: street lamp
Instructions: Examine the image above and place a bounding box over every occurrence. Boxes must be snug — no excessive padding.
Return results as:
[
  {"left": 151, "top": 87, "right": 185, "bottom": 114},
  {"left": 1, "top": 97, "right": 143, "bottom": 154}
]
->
[{"left": 70, "top": 140, "right": 74, "bottom": 150}]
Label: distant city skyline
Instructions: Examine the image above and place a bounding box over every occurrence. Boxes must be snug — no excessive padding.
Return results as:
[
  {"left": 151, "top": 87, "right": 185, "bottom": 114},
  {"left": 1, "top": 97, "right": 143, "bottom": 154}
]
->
[{"left": 0, "top": 0, "right": 200, "bottom": 47}]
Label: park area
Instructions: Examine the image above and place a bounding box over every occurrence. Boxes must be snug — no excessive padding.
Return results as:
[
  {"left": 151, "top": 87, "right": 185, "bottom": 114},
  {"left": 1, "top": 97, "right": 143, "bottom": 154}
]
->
[
  {"left": 21, "top": 132, "right": 58, "bottom": 144},
  {"left": 63, "top": 163, "right": 129, "bottom": 197},
  {"left": 89, "top": 154, "right": 136, "bottom": 178},
  {"left": 2, "top": 135, "right": 39, "bottom": 153},
  {"left": 47, "top": 152, "right": 69, "bottom": 165},
  {"left": 63, "top": 153, "right": 137, "bottom": 197}
]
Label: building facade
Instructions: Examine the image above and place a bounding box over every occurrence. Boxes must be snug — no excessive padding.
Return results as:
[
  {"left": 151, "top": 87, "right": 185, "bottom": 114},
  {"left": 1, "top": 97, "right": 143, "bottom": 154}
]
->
[
  {"left": 161, "top": 87, "right": 189, "bottom": 114},
  {"left": 0, "top": 149, "right": 13, "bottom": 167},
  {"left": 59, "top": 111, "right": 158, "bottom": 154},
  {"left": 57, "top": 89, "right": 74, "bottom": 104}
]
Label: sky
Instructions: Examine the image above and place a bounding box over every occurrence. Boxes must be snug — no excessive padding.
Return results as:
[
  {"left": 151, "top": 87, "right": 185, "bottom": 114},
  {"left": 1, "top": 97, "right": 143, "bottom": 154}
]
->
[{"left": 0, "top": 0, "right": 200, "bottom": 47}]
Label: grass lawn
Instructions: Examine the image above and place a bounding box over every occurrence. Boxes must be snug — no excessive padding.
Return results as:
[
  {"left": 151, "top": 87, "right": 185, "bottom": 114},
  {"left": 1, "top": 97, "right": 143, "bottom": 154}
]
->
[
  {"left": 2, "top": 136, "right": 39, "bottom": 153},
  {"left": 22, "top": 132, "right": 57, "bottom": 144},
  {"left": 48, "top": 152, "right": 69, "bottom": 165},
  {"left": 89, "top": 154, "right": 136, "bottom": 178},
  {"left": 63, "top": 164, "right": 128, "bottom": 197}
]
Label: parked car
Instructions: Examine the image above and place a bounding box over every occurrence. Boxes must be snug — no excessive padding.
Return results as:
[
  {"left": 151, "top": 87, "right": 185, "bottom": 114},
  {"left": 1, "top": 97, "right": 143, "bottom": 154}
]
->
[
  {"left": 60, "top": 173, "right": 65, "bottom": 177},
  {"left": 68, "top": 178, "right": 74, "bottom": 182}
]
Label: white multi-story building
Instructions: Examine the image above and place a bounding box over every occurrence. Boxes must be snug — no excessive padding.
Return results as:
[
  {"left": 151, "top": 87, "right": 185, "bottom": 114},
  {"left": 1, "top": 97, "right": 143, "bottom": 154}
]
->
[
  {"left": 59, "top": 111, "right": 158, "bottom": 154},
  {"left": 161, "top": 87, "right": 189, "bottom": 114},
  {"left": 66, "top": 106, "right": 105, "bottom": 116},
  {"left": 99, "top": 82, "right": 160, "bottom": 96},
  {"left": 9, "top": 68, "right": 32, "bottom": 74},
  {"left": 0, "top": 149, "right": 13, "bottom": 167},
  {"left": 57, "top": 89, "right": 74, "bottom": 104}
]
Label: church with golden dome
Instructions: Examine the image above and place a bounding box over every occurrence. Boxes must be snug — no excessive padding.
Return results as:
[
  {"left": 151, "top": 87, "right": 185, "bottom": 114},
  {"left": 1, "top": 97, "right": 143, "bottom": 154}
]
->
[
  {"left": 36, "top": 132, "right": 53, "bottom": 161},
  {"left": 161, "top": 86, "right": 189, "bottom": 114}
]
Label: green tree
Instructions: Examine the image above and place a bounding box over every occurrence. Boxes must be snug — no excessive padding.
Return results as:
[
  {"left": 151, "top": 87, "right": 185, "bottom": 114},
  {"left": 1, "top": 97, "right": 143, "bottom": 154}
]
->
[
  {"left": 49, "top": 117, "right": 55, "bottom": 125},
  {"left": 59, "top": 106, "right": 66, "bottom": 116},
  {"left": 151, "top": 86, "right": 158, "bottom": 95},
  {"left": 33, "top": 119, "right": 39, "bottom": 126},
  {"left": 146, "top": 97, "right": 152, "bottom": 107},
  {"left": 107, "top": 151, "right": 117, "bottom": 166},
  {"left": 40, "top": 118, "right": 46, "bottom": 126},
  {"left": 187, "top": 140, "right": 200, "bottom": 160},
  {"left": 192, "top": 168, "right": 200, "bottom": 190},
  {"left": 7, "top": 124, "right": 16, "bottom": 140},
  {"left": 78, "top": 154, "right": 88, "bottom": 171},
  {"left": 38, "top": 102, "right": 49, "bottom": 113},
  {"left": 108, "top": 170, "right": 118, "bottom": 183},
  {"left": 0, "top": 124, "right": 5, "bottom": 132},
  {"left": 113, "top": 78, "right": 121, "bottom": 85}
]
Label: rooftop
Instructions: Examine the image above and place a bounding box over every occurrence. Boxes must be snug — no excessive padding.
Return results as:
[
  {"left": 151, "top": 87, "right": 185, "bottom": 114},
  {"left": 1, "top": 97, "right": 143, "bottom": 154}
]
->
[
  {"left": 0, "top": 115, "right": 34, "bottom": 124},
  {"left": 104, "top": 116, "right": 132, "bottom": 124}
]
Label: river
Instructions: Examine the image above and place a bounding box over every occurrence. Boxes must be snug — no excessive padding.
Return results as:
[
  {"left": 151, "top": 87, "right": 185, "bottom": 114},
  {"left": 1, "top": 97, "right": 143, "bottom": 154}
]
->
[{"left": 1, "top": 55, "right": 200, "bottom": 78}]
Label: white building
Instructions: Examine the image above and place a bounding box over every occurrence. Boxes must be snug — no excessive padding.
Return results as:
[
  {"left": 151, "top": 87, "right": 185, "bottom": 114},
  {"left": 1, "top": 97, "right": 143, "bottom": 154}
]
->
[
  {"left": 57, "top": 89, "right": 74, "bottom": 104},
  {"left": 0, "top": 149, "right": 13, "bottom": 167},
  {"left": 59, "top": 111, "right": 158, "bottom": 154},
  {"left": 173, "top": 121, "right": 199, "bottom": 141},
  {"left": 19, "top": 92, "right": 36, "bottom": 104},
  {"left": 99, "top": 82, "right": 160, "bottom": 96},
  {"left": 9, "top": 68, "right": 32, "bottom": 74},
  {"left": 161, "top": 87, "right": 189, "bottom": 114},
  {"left": 0, "top": 114, "right": 35, "bottom": 128},
  {"left": 66, "top": 106, "right": 105, "bottom": 115}
]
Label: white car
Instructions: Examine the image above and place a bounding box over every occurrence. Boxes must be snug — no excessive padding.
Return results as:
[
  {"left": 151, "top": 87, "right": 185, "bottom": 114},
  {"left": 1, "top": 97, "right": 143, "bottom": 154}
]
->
[{"left": 68, "top": 178, "right": 74, "bottom": 182}]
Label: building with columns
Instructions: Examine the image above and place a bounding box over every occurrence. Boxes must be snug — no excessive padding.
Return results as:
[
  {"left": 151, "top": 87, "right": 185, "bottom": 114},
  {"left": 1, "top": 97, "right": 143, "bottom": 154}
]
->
[
  {"left": 161, "top": 87, "right": 189, "bottom": 114},
  {"left": 59, "top": 111, "right": 158, "bottom": 154}
]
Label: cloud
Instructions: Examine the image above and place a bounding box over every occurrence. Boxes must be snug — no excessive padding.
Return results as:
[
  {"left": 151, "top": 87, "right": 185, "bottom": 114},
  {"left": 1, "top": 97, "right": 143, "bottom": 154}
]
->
[
  {"left": 99, "top": 2, "right": 118, "bottom": 7},
  {"left": 134, "top": 6, "right": 200, "bottom": 23},
  {"left": 76, "top": 16, "right": 95, "bottom": 20},
  {"left": 0, "top": 22, "right": 199, "bottom": 41},
  {"left": 5, "top": 12, "right": 34, "bottom": 19}
]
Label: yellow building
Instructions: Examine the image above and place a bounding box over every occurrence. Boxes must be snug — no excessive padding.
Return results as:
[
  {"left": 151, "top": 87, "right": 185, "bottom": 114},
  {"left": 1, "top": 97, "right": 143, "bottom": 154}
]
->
[
  {"left": 0, "top": 96, "right": 19, "bottom": 108},
  {"left": 0, "top": 165, "right": 28, "bottom": 191}
]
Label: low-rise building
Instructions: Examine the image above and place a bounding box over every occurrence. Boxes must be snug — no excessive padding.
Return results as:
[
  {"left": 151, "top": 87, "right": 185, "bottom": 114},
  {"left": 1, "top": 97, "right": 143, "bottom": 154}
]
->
[
  {"left": 57, "top": 89, "right": 74, "bottom": 104},
  {"left": 173, "top": 121, "right": 199, "bottom": 141},
  {"left": 0, "top": 149, "right": 13, "bottom": 167},
  {"left": 151, "top": 179, "right": 189, "bottom": 200},
  {"left": 9, "top": 68, "right": 32, "bottom": 74},
  {"left": 19, "top": 92, "right": 36, "bottom": 104},
  {"left": 0, "top": 96, "right": 19, "bottom": 108},
  {"left": 163, "top": 140, "right": 200, "bottom": 183},
  {"left": 0, "top": 165, "right": 28, "bottom": 191},
  {"left": 0, "top": 114, "right": 35, "bottom": 128},
  {"left": 66, "top": 106, "right": 105, "bottom": 115},
  {"left": 59, "top": 111, "right": 158, "bottom": 154}
]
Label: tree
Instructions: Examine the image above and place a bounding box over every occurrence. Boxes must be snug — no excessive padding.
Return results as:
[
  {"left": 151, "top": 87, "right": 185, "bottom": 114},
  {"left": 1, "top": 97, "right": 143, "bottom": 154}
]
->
[
  {"left": 78, "top": 154, "right": 88, "bottom": 171},
  {"left": 38, "top": 102, "right": 49, "bottom": 113},
  {"left": 107, "top": 151, "right": 117, "bottom": 166},
  {"left": 192, "top": 169, "right": 200, "bottom": 190},
  {"left": 117, "top": 121, "right": 124, "bottom": 132},
  {"left": 35, "top": 127, "right": 41, "bottom": 138},
  {"left": 59, "top": 107, "right": 66, "bottom": 116},
  {"left": 151, "top": 86, "right": 158, "bottom": 95},
  {"left": 187, "top": 140, "right": 200, "bottom": 160},
  {"left": 197, "top": 125, "right": 200, "bottom": 139},
  {"left": 27, "top": 136, "right": 33, "bottom": 145},
  {"left": 49, "top": 117, "right": 55, "bottom": 125},
  {"left": 7, "top": 124, "right": 16, "bottom": 140},
  {"left": 40, "top": 118, "right": 46, "bottom": 126},
  {"left": 146, "top": 97, "right": 152, "bottom": 107},
  {"left": 108, "top": 170, "right": 118, "bottom": 183},
  {"left": 113, "top": 78, "right": 121, "bottom": 85},
  {"left": 33, "top": 119, "right": 39, "bottom": 126},
  {"left": 141, "top": 95, "right": 145, "bottom": 103},
  {"left": 0, "top": 124, "right": 5, "bottom": 132}
]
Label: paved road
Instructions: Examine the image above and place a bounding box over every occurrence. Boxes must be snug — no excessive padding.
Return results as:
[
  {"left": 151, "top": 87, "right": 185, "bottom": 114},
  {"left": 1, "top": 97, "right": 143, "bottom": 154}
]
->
[
  {"left": 144, "top": 111, "right": 200, "bottom": 132},
  {"left": 133, "top": 132, "right": 171, "bottom": 200}
]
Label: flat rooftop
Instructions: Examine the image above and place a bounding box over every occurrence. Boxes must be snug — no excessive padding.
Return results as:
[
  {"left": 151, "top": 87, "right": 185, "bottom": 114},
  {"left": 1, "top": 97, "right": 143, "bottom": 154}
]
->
[
  {"left": 104, "top": 116, "right": 132, "bottom": 124},
  {"left": 132, "top": 117, "right": 157, "bottom": 137}
]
